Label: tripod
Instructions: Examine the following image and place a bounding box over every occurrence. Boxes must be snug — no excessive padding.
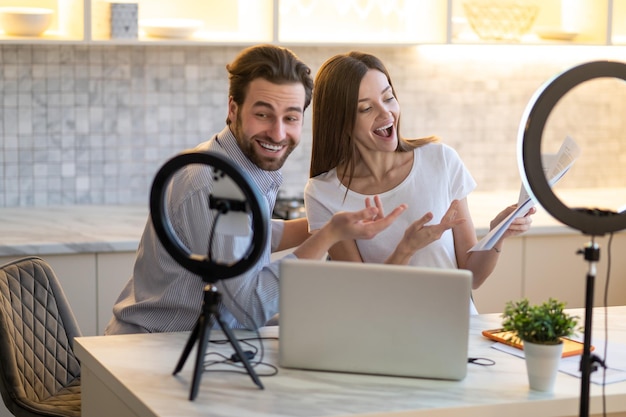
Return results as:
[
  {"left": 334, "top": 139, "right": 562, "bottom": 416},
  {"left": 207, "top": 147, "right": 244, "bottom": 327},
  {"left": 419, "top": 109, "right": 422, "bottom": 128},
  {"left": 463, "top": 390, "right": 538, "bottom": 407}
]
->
[
  {"left": 578, "top": 239, "right": 606, "bottom": 417},
  {"left": 173, "top": 284, "right": 264, "bottom": 400}
]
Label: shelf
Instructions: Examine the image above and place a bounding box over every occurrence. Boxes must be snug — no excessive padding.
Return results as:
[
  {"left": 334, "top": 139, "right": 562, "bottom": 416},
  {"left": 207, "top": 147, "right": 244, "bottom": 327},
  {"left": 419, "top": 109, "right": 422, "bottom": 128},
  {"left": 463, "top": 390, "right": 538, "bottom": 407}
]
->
[
  {"left": 90, "top": 0, "right": 272, "bottom": 43},
  {"left": 613, "top": 0, "right": 626, "bottom": 44},
  {"left": 452, "top": 0, "right": 611, "bottom": 45},
  {"left": 0, "top": 0, "right": 624, "bottom": 46},
  {"left": 0, "top": 0, "right": 83, "bottom": 41},
  {"left": 277, "top": 0, "right": 447, "bottom": 44}
]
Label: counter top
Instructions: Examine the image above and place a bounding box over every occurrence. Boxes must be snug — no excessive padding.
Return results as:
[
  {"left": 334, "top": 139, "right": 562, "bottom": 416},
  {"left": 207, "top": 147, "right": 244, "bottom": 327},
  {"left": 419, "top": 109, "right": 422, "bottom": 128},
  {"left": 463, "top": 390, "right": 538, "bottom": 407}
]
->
[
  {"left": 0, "top": 188, "right": 624, "bottom": 257},
  {"left": 0, "top": 205, "right": 148, "bottom": 256}
]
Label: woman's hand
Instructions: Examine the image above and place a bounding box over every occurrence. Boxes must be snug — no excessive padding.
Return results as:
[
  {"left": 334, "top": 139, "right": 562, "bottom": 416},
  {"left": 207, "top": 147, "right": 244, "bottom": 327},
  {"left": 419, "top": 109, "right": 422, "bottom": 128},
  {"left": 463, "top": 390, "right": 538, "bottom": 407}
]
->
[
  {"left": 490, "top": 204, "right": 536, "bottom": 240},
  {"left": 293, "top": 198, "right": 406, "bottom": 261},
  {"left": 381, "top": 198, "right": 466, "bottom": 264}
]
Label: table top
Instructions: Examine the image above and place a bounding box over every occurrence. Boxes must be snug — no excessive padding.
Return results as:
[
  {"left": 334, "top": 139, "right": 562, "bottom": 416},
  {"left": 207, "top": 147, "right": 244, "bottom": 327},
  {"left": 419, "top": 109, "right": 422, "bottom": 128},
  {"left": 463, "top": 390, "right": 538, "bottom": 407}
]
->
[{"left": 74, "top": 306, "right": 626, "bottom": 417}]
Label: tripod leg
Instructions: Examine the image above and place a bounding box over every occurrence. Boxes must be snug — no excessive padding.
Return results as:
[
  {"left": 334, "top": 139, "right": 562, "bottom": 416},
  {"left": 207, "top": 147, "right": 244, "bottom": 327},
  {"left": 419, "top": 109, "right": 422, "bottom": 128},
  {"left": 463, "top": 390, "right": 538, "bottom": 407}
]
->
[
  {"left": 189, "top": 313, "right": 212, "bottom": 401},
  {"left": 173, "top": 319, "right": 202, "bottom": 375},
  {"left": 175, "top": 284, "right": 263, "bottom": 400},
  {"left": 216, "top": 314, "right": 264, "bottom": 389}
]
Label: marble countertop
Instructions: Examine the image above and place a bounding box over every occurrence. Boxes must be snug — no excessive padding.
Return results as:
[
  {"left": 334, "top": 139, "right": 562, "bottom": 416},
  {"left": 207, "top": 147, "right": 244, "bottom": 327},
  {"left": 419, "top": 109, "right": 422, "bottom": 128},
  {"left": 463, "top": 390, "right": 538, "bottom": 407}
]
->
[
  {"left": 0, "top": 205, "right": 149, "bottom": 256},
  {"left": 74, "top": 306, "right": 626, "bottom": 417},
  {"left": 0, "top": 188, "right": 623, "bottom": 257}
]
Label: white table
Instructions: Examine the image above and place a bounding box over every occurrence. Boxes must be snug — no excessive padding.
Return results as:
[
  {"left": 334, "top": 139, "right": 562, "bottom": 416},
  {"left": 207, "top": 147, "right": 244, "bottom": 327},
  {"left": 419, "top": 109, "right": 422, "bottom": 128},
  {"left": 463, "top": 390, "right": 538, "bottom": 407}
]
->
[{"left": 75, "top": 306, "right": 626, "bottom": 417}]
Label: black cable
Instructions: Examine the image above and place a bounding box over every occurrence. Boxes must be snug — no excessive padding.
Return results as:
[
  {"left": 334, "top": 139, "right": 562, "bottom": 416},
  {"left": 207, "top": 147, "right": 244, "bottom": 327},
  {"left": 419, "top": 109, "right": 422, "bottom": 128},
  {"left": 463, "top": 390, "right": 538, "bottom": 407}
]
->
[
  {"left": 206, "top": 337, "right": 279, "bottom": 377},
  {"left": 219, "top": 282, "right": 269, "bottom": 369},
  {"left": 207, "top": 210, "right": 221, "bottom": 263},
  {"left": 600, "top": 232, "right": 613, "bottom": 417},
  {"left": 204, "top": 213, "right": 273, "bottom": 376},
  {"left": 468, "top": 357, "right": 495, "bottom": 366}
]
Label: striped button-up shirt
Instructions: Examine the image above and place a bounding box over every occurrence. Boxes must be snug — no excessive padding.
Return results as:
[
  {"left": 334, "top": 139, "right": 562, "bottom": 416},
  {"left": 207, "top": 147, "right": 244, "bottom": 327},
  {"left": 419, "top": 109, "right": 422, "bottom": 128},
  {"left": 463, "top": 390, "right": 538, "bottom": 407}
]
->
[{"left": 105, "top": 126, "right": 293, "bottom": 334}]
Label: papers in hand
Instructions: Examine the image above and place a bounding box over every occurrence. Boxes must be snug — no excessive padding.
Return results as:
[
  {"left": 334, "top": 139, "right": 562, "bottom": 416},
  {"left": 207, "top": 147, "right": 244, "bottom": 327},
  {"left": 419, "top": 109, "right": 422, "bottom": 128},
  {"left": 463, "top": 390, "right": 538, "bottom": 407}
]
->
[{"left": 469, "top": 136, "right": 581, "bottom": 252}]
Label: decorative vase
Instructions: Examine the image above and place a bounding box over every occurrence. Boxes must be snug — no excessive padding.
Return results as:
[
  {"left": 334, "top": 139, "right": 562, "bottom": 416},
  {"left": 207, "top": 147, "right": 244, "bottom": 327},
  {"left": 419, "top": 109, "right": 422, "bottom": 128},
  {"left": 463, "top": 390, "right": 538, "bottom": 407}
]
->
[{"left": 523, "top": 341, "right": 563, "bottom": 392}]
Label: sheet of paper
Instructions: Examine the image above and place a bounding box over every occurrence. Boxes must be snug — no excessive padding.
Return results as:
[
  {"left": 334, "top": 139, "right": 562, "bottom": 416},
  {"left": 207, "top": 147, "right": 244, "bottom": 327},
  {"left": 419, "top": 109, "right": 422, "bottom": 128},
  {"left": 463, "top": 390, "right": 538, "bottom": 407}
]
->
[
  {"left": 490, "top": 340, "right": 626, "bottom": 385},
  {"left": 469, "top": 136, "right": 581, "bottom": 252}
]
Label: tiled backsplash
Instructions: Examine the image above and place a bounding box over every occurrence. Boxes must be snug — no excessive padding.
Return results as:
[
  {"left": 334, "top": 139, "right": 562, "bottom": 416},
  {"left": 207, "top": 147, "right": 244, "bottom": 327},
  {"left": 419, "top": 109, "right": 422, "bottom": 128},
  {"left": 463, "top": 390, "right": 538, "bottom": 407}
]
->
[{"left": 1, "top": 44, "right": 625, "bottom": 207}]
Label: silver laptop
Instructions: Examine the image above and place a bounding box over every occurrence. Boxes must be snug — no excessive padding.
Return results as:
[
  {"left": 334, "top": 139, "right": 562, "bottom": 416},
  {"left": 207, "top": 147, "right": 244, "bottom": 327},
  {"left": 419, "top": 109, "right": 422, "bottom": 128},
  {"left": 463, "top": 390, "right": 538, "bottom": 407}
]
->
[{"left": 278, "top": 259, "right": 472, "bottom": 380}]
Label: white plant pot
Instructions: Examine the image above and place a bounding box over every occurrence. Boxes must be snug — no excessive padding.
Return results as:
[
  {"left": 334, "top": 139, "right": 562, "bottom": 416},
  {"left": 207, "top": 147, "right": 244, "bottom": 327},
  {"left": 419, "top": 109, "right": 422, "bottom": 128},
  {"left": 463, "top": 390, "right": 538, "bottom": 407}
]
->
[{"left": 523, "top": 341, "right": 564, "bottom": 392}]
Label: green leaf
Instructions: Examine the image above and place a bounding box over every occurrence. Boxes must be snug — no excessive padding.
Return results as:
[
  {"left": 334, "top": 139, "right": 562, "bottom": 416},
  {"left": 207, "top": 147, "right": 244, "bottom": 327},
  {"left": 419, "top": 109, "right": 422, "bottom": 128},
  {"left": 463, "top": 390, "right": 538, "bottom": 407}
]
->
[{"left": 501, "top": 298, "right": 580, "bottom": 344}]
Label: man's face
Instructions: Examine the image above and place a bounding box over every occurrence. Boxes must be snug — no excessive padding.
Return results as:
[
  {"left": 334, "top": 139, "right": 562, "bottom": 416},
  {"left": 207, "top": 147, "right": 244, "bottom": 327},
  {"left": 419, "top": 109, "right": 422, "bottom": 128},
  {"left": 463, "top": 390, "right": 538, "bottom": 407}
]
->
[{"left": 228, "top": 78, "right": 306, "bottom": 171}]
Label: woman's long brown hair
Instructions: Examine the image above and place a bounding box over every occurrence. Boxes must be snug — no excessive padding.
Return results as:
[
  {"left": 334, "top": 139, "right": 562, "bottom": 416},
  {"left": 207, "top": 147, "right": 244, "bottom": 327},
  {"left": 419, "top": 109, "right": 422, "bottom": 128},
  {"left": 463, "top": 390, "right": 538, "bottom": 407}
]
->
[{"left": 310, "top": 51, "right": 437, "bottom": 192}]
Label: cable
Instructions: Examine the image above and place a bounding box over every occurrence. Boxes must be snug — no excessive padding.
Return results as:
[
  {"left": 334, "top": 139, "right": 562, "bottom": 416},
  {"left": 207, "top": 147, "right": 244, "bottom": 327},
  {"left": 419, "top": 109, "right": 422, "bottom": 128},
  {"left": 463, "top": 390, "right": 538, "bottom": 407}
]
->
[
  {"left": 206, "top": 337, "right": 279, "bottom": 377},
  {"left": 467, "top": 357, "right": 495, "bottom": 366},
  {"left": 600, "top": 232, "right": 613, "bottom": 417},
  {"left": 204, "top": 213, "right": 273, "bottom": 376},
  {"left": 207, "top": 210, "right": 221, "bottom": 263}
]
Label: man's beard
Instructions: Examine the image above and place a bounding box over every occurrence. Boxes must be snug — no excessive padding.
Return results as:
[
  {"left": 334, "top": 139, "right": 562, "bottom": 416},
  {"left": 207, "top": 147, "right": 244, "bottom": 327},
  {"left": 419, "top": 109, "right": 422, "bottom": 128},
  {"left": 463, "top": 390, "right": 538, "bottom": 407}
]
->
[{"left": 231, "top": 116, "right": 295, "bottom": 171}]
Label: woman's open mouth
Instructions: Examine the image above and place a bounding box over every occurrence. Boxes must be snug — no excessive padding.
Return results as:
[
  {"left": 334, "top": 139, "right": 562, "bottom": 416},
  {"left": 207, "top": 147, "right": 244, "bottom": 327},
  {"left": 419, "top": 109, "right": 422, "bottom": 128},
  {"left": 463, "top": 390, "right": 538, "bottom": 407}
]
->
[{"left": 374, "top": 123, "right": 394, "bottom": 138}]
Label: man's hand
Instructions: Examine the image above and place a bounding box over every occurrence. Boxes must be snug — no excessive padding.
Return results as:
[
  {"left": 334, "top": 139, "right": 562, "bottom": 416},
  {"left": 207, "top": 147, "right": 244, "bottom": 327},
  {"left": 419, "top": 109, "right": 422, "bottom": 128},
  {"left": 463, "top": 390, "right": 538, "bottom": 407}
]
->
[
  {"left": 293, "top": 197, "right": 406, "bottom": 261},
  {"left": 328, "top": 201, "right": 407, "bottom": 242}
]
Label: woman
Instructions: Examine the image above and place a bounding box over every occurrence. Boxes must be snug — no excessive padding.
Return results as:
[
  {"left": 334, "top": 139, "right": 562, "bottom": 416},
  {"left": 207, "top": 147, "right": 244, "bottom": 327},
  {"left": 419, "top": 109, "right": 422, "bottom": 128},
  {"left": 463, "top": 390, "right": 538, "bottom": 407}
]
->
[{"left": 304, "top": 52, "right": 534, "bottom": 314}]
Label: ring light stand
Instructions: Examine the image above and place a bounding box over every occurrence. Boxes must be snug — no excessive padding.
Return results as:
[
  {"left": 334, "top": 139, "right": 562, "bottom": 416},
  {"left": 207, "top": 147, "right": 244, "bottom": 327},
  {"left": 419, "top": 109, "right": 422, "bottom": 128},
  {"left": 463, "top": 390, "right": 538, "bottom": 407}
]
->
[
  {"left": 518, "top": 60, "right": 626, "bottom": 417},
  {"left": 150, "top": 150, "right": 268, "bottom": 400}
]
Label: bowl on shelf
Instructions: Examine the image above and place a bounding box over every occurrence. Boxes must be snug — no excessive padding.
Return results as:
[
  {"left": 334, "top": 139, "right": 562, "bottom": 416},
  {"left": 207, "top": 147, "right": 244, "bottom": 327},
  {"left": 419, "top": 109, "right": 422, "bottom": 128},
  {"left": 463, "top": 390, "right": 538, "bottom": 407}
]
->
[
  {"left": 462, "top": 1, "right": 539, "bottom": 41},
  {"left": 0, "top": 7, "right": 54, "bottom": 37},
  {"left": 140, "top": 18, "right": 203, "bottom": 39}
]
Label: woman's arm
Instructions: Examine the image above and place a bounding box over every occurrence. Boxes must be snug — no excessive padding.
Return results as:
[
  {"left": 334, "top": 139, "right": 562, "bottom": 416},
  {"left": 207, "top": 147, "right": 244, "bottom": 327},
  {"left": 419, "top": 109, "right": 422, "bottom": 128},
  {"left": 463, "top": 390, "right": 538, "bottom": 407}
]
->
[
  {"left": 454, "top": 200, "right": 535, "bottom": 289},
  {"left": 327, "top": 239, "right": 363, "bottom": 262}
]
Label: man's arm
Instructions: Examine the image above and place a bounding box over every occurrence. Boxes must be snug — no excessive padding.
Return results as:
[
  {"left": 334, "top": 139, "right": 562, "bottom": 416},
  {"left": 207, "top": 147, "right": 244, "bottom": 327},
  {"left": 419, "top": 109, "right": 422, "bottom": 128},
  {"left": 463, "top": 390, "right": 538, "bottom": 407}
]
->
[
  {"left": 293, "top": 204, "right": 407, "bottom": 261},
  {"left": 274, "top": 218, "right": 310, "bottom": 252}
]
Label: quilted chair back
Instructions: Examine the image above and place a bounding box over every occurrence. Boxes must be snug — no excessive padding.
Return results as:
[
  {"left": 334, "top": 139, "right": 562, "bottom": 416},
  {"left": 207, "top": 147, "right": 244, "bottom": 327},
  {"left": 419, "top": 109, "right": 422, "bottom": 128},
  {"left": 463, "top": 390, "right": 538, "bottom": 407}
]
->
[{"left": 0, "top": 257, "right": 82, "bottom": 417}]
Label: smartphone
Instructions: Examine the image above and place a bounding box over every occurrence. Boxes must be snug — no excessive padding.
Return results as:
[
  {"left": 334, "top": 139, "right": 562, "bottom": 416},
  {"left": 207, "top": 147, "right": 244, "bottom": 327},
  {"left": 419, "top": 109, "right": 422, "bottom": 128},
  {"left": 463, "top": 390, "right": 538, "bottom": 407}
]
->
[{"left": 482, "top": 328, "right": 592, "bottom": 358}]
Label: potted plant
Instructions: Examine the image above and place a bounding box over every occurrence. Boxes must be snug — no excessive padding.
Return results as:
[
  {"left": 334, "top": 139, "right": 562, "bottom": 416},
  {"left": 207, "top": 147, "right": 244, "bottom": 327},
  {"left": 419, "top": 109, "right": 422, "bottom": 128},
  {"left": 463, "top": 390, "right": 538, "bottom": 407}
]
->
[{"left": 501, "top": 297, "right": 579, "bottom": 392}]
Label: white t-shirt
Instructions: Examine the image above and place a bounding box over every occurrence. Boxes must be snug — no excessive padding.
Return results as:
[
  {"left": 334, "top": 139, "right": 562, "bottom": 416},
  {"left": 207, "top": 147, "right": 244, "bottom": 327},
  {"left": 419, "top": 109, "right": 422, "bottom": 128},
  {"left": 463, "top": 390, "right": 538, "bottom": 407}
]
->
[{"left": 304, "top": 142, "right": 479, "bottom": 313}]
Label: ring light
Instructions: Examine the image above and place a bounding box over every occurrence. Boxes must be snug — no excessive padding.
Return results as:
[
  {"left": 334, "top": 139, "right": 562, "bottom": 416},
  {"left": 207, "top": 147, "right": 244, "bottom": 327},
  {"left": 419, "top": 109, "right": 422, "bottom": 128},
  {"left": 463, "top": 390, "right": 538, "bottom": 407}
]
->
[
  {"left": 518, "top": 60, "right": 626, "bottom": 417},
  {"left": 149, "top": 150, "right": 268, "bottom": 281},
  {"left": 149, "top": 150, "right": 268, "bottom": 400},
  {"left": 518, "top": 60, "right": 626, "bottom": 236}
]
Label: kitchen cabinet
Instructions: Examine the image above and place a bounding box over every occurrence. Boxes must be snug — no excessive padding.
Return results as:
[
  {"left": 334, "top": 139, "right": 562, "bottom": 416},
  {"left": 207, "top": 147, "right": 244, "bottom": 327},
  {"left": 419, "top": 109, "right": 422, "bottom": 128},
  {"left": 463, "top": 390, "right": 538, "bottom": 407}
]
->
[
  {"left": 0, "top": 253, "right": 97, "bottom": 334},
  {"left": 473, "top": 232, "right": 626, "bottom": 314},
  {"left": 0, "top": 251, "right": 135, "bottom": 337},
  {"left": 471, "top": 238, "right": 524, "bottom": 314},
  {"left": 96, "top": 252, "right": 135, "bottom": 335},
  {"left": 0, "top": 0, "right": 624, "bottom": 46},
  {"left": 524, "top": 233, "right": 626, "bottom": 309}
]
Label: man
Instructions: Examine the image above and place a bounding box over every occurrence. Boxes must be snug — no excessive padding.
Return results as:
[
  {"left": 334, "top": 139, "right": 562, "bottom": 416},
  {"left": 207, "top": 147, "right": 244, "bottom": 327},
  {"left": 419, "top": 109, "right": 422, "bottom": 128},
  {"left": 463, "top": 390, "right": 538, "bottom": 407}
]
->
[{"left": 105, "top": 45, "right": 406, "bottom": 334}]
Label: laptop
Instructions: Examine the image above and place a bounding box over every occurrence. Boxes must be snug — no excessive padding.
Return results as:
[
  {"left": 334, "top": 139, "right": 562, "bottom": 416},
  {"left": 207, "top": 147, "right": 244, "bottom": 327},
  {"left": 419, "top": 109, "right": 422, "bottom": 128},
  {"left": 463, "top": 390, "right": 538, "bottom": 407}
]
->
[{"left": 278, "top": 259, "right": 472, "bottom": 380}]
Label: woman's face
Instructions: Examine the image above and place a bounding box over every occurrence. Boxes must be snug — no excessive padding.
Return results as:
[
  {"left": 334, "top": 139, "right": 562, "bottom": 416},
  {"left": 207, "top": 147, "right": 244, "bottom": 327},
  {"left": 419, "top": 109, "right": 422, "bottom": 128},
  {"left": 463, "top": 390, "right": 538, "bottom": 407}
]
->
[{"left": 353, "top": 69, "right": 400, "bottom": 153}]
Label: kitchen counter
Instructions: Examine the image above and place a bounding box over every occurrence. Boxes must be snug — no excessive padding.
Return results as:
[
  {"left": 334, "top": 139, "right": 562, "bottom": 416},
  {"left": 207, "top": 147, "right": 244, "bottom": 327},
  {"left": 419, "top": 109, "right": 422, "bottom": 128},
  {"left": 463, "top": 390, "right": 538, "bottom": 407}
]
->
[
  {"left": 0, "top": 188, "right": 624, "bottom": 257},
  {"left": 0, "top": 205, "right": 148, "bottom": 256}
]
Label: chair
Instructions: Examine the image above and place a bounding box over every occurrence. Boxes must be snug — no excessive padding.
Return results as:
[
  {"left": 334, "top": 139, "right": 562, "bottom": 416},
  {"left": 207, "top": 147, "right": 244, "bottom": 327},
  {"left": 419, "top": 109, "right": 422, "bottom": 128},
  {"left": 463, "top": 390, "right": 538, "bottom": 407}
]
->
[{"left": 0, "top": 257, "right": 81, "bottom": 417}]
